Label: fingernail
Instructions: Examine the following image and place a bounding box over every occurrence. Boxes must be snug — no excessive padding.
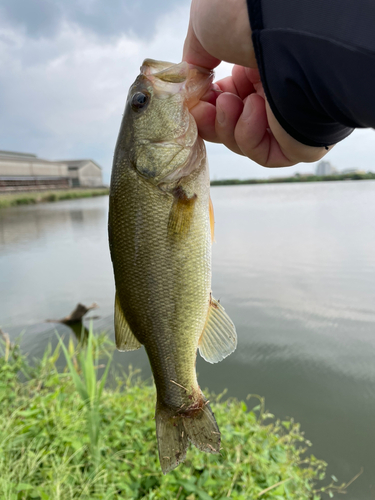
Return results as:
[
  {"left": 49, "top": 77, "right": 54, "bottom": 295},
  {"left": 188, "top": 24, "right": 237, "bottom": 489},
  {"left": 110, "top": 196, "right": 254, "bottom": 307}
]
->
[
  {"left": 212, "top": 83, "right": 223, "bottom": 94},
  {"left": 242, "top": 96, "right": 254, "bottom": 121},
  {"left": 216, "top": 102, "right": 225, "bottom": 125}
]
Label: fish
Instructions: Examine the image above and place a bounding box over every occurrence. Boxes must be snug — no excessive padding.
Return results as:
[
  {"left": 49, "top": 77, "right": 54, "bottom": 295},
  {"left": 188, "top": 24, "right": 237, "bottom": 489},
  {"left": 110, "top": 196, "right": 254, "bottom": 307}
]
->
[{"left": 108, "top": 59, "right": 237, "bottom": 474}]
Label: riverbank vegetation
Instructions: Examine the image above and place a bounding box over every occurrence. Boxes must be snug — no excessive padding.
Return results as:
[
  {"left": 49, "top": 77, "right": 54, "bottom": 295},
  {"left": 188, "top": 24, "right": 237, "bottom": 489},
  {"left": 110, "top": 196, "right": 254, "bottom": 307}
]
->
[
  {"left": 211, "top": 171, "right": 375, "bottom": 187},
  {"left": 0, "top": 332, "right": 350, "bottom": 499},
  {"left": 0, "top": 188, "right": 109, "bottom": 209}
]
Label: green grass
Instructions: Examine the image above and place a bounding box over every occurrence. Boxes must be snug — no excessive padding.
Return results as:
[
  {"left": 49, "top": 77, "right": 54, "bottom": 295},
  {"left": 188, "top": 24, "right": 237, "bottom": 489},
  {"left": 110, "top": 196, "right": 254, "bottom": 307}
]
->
[
  {"left": 0, "top": 188, "right": 109, "bottom": 209},
  {"left": 211, "top": 172, "right": 375, "bottom": 186},
  {"left": 0, "top": 332, "right": 350, "bottom": 500}
]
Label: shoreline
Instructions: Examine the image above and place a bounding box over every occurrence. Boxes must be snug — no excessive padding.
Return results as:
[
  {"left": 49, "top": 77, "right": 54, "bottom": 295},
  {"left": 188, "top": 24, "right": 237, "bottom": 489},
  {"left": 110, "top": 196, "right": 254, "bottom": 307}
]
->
[
  {"left": 211, "top": 172, "right": 375, "bottom": 186},
  {"left": 0, "top": 187, "right": 109, "bottom": 209},
  {"left": 0, "top": 331, "right": 341, "bottom": 498}
]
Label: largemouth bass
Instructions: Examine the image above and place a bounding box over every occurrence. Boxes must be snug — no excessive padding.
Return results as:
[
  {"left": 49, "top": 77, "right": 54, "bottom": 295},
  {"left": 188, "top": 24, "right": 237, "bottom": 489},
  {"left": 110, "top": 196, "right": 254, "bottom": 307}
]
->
[{"left": 108, "top": 59, "right": 237, "bottom": 474}]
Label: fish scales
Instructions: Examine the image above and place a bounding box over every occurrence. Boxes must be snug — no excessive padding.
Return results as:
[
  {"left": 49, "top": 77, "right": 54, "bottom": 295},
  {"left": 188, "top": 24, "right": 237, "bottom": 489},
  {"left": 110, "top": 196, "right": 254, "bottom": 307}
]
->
[
  {"left": 110, "top": 160, "right": 210, "bottom": 407},
  {"left": 108, "top": 59, "right": 237, "bottom": 473}
]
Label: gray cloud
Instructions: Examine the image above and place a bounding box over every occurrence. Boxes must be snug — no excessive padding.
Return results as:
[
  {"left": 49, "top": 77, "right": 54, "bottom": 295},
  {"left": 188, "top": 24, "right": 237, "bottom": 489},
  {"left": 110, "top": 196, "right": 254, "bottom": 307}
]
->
[
  {"left": 0, "top": 0, "right": 185, "bottom": 40},
  {"left": 0, "top": 0, "right": 63, "bottom": 38},
  {"left": 0, "top": 2, "right": 192, "bottom": 183}
]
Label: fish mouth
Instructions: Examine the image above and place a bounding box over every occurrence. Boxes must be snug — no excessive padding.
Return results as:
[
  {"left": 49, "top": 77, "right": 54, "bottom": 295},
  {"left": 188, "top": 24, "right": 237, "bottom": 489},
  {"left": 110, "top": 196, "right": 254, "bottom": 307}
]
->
[{"left": 140, "top": 59, "right": 214, "bottom": 109}]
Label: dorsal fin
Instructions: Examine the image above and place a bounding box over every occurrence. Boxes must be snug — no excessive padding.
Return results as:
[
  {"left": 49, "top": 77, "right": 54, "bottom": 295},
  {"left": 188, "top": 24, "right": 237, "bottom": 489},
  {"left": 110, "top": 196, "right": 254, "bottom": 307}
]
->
[
  {"left": 115, "top": 293, "right": 142, "bottom": 351},
  {"left": 198, "top": 295, "right": 237, "bottom": 363}
]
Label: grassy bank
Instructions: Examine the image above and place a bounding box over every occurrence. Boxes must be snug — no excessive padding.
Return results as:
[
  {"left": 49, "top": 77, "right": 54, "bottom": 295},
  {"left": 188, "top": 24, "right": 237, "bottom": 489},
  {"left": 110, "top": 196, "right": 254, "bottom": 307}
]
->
[
  {"left": 0, "top": 333, "right": 348, "bottom": 500},
  {"left": 211, "top": 172, "right": 375, "bottom": 186},
  {"left": 0, "top": 188, "right": 109, "bottom": 209}
]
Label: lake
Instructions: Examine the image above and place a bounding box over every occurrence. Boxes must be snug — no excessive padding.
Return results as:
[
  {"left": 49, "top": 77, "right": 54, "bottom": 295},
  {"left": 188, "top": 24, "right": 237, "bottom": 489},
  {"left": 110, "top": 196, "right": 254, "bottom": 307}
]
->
[{"left": 1, "top": 181, "right": 375, "bottom": 499}]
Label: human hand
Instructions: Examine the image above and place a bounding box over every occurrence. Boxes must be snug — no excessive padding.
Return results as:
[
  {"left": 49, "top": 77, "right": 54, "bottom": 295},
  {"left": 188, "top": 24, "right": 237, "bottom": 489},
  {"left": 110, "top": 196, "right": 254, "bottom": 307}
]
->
[{"left": 183, "top": 0, "right": 332, "bottom": 167}]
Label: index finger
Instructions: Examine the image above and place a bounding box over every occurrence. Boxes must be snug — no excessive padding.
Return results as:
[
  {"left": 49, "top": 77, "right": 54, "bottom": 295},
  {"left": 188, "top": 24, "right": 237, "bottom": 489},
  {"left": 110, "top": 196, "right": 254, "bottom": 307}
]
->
[{"left": 215, "top": 66, "right": 258, "bottom": 100}]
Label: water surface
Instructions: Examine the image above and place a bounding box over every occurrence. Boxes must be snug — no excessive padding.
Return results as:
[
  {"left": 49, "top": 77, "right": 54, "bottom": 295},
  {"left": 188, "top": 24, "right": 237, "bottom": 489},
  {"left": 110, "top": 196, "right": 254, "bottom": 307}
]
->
[{"left": 1, "top": 181, "right": 375, "bottom": 498}]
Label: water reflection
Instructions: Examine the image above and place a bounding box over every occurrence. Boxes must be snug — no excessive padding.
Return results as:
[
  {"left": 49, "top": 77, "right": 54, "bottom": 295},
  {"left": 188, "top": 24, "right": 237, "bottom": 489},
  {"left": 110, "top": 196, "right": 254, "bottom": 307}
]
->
[
  {"left": 0, "top": 197, "right": 114, "bottom": 326},
  {"left": 65, "top": 321, "right": 89, "bottom": 343},
  {"left": 0, "top": 200, "right": 106, "bottom": 250}
]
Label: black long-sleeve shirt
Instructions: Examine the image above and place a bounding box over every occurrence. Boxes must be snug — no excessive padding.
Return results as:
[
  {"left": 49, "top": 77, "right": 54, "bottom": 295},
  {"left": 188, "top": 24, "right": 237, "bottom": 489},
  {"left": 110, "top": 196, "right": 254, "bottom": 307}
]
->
[{"left": 247, "top": 0, "right": 375, "bottom": 147}]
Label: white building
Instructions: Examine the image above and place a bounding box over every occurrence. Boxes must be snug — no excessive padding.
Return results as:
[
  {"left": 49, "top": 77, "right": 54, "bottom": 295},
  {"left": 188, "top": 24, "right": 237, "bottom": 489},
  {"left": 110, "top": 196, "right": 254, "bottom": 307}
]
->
[
  {"left": 315, "top": 160, "right": 336, "bottom": 176},
  {"left": 0, "top": 151, "right": 103, "bottom": 191},
  {"left": 63, "top": 160, "right": 104, "bottom": 188}
]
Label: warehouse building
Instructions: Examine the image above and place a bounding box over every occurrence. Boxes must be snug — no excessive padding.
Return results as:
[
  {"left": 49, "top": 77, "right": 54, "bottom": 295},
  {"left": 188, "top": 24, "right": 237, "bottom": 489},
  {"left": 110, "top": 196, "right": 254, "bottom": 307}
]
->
[
  {"left": 0, "top": 150, "right": 103, "bottom": 191},
  {"left": 63, "top": 159, "right": 104, "bottom": 188}
]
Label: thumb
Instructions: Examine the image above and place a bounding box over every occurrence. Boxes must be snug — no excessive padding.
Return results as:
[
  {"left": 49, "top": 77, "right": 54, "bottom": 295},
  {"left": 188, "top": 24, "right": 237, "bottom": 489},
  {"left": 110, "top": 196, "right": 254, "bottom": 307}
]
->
[{"left": 183, "top": 21, "right": 221, "bottom": 69}]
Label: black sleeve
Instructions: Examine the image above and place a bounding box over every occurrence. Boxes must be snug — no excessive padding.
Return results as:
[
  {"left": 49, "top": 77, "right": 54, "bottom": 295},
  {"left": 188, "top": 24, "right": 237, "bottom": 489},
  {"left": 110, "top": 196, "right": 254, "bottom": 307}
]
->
[{"left": 247, "top": 0, "right": 375, "bottom": 147}]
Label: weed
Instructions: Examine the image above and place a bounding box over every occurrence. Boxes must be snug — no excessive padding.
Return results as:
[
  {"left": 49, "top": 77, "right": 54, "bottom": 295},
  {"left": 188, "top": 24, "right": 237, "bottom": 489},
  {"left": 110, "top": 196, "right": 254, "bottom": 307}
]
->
[{"left": 0, "top": 332, "right": 355, "bottom": 499}]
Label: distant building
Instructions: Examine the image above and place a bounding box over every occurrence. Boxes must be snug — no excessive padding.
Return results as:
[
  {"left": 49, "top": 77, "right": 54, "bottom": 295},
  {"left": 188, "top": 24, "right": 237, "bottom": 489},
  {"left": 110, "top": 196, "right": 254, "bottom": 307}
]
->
[
  {"left": 63, "top": 160, "right": 103, "bottom": 188},
  {"left": 341, "top": 168, "right": 358, "bottom": 175},
  {"left": 316, "top": 160, "right": 336, "bottom": 176},
  {"left": 0, "top": 150, "right": 103, "bottom": 191}
]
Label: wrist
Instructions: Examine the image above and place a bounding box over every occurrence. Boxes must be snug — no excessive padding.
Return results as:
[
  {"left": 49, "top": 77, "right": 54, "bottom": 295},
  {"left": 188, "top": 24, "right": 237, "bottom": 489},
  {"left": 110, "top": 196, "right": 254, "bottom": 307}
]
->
[{"left": 265, "top": 101, "right": 332, "bottom": 163}]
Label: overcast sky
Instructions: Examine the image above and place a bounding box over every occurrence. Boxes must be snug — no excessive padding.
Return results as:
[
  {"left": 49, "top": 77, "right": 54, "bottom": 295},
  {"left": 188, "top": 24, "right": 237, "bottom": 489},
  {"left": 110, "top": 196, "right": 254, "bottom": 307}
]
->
[{"left": 0, "top": 0, "right": 374, "bottom": 183}]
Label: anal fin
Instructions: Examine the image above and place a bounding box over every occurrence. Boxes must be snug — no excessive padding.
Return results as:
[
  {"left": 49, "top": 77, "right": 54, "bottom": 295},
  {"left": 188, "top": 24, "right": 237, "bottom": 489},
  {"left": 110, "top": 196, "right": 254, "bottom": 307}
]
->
[
  {"left": 115, "top": 293, "right": 142, "bottom": 352},
  {"left": 199, "top": 295, "right": 237, "bottom": 363}
]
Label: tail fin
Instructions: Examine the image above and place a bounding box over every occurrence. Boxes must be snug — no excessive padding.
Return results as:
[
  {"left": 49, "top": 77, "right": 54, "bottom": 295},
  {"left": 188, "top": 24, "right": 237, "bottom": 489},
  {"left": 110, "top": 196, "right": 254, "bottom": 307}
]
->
[{"left": 155, "top": 399, "right": 220, "bottom": 474}]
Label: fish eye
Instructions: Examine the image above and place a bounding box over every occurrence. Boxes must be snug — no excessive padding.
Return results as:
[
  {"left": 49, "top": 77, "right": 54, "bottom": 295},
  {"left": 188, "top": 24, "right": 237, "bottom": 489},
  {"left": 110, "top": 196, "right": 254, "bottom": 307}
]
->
[{"left": 131, "top": 91, "right": 150, "bottom": 112}]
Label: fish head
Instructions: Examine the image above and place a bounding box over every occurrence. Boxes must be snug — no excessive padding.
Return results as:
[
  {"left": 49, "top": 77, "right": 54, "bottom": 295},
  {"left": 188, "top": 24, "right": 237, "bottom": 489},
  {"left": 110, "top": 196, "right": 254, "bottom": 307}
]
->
[{"left": 118, "top": 59, "right": 213, "bottom": 185}]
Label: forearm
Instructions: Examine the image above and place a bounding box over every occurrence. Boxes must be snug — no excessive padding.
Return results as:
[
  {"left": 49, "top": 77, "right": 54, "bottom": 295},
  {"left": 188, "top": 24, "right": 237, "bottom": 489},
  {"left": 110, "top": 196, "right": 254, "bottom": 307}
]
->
[{"left": 247, "top": 0, "right": 375, "bottom": 146}]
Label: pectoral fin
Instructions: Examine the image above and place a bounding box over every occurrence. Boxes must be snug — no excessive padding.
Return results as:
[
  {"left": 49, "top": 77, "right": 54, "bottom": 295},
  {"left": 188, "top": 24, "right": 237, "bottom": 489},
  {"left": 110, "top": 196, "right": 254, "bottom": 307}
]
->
[
  {"left": 168, "top": 187, "right": 197, "bottom": 236},
  {"left": 115, "top": 293, "right": 142, "bottom": 351},
  {"left": 198, "top": 295, "right": 237, "bottom": 363}
]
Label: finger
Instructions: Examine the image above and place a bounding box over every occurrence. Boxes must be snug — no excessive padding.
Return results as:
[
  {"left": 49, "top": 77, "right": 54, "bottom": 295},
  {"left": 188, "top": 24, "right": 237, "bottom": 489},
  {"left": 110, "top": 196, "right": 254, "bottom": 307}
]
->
[
  {"left": 215, "top": 92, "right": 245, "bottom": 155},
  {"left": 200, "top": 83, "right": 222, "bottom": 105},
  {"left": 244, "top": 67, "right": 265, "bottom": 97},
  {"left": 215, "top": 76, "right": 239, "bottom": 95},
  {"left": 234, "top": 94, "right": 294, "bottom": 167},
  {"left": 231, "top": 65, "right": 256, "bottom": 100},
  {"left": 215, "top": 67, "right": 259, "bottom": 99},
  {"left": 190, "top": 101, "right": 220, "bottom": 143}
]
